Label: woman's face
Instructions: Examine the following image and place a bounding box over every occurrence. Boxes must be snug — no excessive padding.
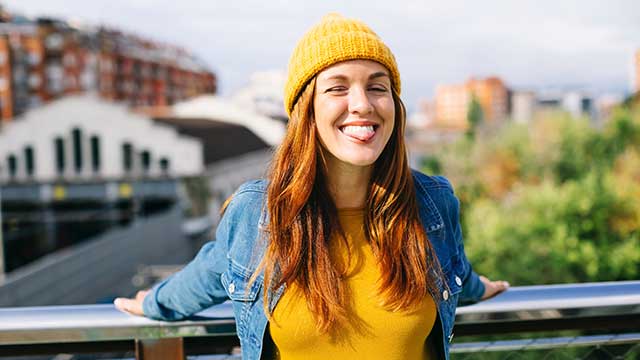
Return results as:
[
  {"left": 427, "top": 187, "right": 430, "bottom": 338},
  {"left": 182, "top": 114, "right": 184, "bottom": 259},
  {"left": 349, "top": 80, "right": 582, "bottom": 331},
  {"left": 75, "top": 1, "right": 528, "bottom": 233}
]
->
[{"left": 313, "top": 59, "right": 395, "bottom": 170}]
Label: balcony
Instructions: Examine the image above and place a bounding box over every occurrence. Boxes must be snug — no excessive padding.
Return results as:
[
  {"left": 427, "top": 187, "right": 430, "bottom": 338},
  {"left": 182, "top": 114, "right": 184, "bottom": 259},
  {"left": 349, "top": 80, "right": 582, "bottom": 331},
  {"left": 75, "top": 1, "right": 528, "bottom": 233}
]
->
[{"left": 0, "top": 281, "right": 639, "bottom": 359}]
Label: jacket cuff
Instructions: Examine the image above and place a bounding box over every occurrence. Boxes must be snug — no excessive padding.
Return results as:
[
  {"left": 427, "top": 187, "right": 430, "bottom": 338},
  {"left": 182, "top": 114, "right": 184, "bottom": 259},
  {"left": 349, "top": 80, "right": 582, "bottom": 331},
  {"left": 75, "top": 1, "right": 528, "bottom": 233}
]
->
[
  {"left": 460, "top": 270, "right": 485, "bottom": 305},
  {"left": 142, "top": 280, "right": 181, "bottom": 320}
]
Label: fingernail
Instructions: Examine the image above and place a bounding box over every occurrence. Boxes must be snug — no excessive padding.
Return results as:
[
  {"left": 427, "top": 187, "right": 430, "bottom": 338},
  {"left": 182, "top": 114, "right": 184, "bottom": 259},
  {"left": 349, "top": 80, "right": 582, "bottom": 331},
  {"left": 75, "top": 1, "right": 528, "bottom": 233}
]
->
[{"left": 114, "top": 298, "right": 122, "bottom": 307}]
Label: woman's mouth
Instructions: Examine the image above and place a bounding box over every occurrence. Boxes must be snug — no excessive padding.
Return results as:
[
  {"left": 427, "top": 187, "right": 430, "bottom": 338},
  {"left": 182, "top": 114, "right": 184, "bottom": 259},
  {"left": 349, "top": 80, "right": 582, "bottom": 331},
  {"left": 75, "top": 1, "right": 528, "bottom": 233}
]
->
[{"left": 339, "top": 124, "right": 377, "bottom": 142}]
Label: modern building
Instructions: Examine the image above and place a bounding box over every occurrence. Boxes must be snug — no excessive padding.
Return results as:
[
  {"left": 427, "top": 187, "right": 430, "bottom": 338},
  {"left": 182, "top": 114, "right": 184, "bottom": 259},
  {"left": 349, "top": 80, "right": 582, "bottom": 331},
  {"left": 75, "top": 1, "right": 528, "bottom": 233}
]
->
[
  {"left": 139, "top": 95, "right": 287, "bottom": 225},
  {"left": 0, "top": 94, "right": 203, "bottom": 184},
  {"left": 0, "top": 94, "right": 204, "bottom": 275},
  {"left": 511, "top": 91, "right": 536, "bottom": 124},
  {"left": 563, "top": 91, "right": 595, "bottom": 119},
  {"left": 536, "top": 89, "right": 594, "bottom": 120},
  {"left": 509, "top": 87, "right": 616, "bottom": 125},
  {"left": 434, "top": 76, "right": 508, "bottom": 130}
]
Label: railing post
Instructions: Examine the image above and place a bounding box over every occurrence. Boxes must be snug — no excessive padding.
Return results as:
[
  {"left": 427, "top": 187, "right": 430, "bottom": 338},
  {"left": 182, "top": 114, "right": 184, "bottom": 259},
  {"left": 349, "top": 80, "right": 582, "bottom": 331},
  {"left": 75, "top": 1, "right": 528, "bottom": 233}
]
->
[{"left": 135, "top": 338, "right": 185, "bottom": 360}]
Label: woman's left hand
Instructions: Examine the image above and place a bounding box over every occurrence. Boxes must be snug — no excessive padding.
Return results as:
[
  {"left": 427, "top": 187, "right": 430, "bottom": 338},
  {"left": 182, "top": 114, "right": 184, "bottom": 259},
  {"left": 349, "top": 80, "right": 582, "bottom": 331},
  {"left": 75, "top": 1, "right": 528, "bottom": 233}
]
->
[{"left": 479, "top": 275, "right": 509, "bottom": 300}]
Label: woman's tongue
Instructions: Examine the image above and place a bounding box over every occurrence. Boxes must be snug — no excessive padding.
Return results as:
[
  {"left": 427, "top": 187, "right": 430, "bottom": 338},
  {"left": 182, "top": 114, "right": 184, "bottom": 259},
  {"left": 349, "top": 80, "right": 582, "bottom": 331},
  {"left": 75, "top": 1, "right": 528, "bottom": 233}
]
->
[{"left": 340, "top": 125, "right": 376, "bottom": 141}]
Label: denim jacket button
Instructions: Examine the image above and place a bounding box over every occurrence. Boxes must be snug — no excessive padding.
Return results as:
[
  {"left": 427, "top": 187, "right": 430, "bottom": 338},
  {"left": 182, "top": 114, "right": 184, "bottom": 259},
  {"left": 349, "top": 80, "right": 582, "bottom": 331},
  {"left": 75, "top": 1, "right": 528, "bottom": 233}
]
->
[
  {"left": 228, "top": 282, "right": 236, "bottom": 294},
  {"left": 443, "top": 290, "right": 449, "bottom": 301},
  {"left": 455, "top": 276, "right": 462, "bottom": 286}
]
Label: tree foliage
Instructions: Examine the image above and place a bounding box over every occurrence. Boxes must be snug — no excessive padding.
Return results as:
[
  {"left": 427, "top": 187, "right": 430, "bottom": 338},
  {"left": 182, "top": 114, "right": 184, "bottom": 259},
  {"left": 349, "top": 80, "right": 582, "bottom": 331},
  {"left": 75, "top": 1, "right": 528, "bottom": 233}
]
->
[
  {"left": 465, "top": 95, "right": 484, "bottom": 140},
  {"left": 423, "top": 106, "right": 640, "bottom": 284}
]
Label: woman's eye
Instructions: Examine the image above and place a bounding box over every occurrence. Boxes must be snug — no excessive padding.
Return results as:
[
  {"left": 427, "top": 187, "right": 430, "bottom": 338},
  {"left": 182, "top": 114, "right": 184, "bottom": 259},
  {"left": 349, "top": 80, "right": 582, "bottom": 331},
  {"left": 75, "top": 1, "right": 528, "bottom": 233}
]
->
[
  {"left": 326, "top": 86, "right": 347, "bottom": 93},
  {"left": 369, "top": 86, "right": 387, "bottom": 92}
]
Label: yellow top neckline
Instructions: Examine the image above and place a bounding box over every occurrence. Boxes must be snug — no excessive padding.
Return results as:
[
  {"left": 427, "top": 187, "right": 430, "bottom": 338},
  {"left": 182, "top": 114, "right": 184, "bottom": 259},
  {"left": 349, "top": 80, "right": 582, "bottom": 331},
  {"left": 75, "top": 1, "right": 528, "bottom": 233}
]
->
[{"left": 336, "top": 207, "right": 365, "bottom": 216}]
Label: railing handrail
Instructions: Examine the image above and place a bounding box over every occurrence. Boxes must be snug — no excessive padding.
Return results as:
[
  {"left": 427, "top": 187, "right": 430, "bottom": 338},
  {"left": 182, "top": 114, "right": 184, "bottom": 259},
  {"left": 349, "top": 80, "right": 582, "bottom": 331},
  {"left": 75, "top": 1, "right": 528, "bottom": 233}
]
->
[
  {"left": 457, "top": 280, "right": 640, "bottom": 314},
  {"left": 0, "top": 280, "right": 639, "bottom": 346}
]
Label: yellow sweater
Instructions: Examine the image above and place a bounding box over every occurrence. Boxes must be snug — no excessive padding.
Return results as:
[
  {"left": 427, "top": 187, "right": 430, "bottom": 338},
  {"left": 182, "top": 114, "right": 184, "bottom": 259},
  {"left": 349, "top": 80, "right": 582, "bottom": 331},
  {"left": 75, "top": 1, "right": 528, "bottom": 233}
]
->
[{"left": 269, "top": 208, "right": 437, "bottom": 359}]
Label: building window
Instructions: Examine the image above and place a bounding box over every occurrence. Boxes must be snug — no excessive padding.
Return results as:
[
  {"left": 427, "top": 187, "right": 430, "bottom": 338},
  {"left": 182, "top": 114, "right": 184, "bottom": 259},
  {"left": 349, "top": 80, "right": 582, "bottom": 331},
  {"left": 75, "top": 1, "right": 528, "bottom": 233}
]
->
[
  {"left": 54, "top": 137, "right": 66, "bottom": 175},
  {"left": 72, "top": 128, "right": 83, "bottom": 173},
  {"left": 159, "top": 157, "right": 170, "bottom": 175},
  {"left": 24, "top": 146, "right": 35, "bottom": 178},
  {"left": 90, "top": 135, "right": 101, "bottom": 173},
  {"left": 7, "top": 154, "right": 17, "bottom": 179},
  {"left": 122, "top": 142, "right": 133, "bottom": 173},
  {"left": 141, "top": 150, "right": 151, "bottom": 174}
]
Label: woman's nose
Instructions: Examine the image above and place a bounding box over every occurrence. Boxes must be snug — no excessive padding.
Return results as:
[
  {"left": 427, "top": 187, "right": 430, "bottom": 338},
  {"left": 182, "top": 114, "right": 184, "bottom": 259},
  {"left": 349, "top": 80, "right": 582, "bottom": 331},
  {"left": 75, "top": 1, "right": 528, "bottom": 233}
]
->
[{"left": 348, "top": 87, "right": 373, "bottom": 115}]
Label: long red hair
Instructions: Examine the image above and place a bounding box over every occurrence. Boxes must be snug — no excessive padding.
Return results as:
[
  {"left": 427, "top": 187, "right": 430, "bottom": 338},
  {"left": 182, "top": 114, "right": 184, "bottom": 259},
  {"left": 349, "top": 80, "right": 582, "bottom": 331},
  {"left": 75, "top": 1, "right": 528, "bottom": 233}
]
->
[{"left": 257, "top": 77, "right": 443, "bottom": 332}]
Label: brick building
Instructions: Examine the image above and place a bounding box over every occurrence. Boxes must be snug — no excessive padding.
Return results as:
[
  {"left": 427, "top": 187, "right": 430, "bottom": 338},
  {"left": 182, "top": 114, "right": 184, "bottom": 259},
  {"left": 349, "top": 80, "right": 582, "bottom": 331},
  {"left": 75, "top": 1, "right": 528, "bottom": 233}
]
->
[
  {"left": 0, "top": 15, "right": 216, "bottom": 123},
  {"left": 434, "top": 76, "right": 508, "bottom": 130}
]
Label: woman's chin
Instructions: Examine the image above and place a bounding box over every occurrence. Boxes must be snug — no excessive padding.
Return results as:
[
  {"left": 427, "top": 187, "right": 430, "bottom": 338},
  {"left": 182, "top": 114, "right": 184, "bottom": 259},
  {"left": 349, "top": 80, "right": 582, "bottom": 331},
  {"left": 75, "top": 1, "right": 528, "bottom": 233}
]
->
[{"left": 334, "top": 154, "right": 381, "bottom": 168}]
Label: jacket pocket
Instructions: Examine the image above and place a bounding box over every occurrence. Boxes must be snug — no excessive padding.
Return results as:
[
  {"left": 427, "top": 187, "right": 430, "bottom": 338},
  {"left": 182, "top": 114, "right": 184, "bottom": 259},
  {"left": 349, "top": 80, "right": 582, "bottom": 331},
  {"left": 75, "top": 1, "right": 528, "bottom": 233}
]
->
[{"left": 221, "top": 259, "right": 262, "bottom": 302}]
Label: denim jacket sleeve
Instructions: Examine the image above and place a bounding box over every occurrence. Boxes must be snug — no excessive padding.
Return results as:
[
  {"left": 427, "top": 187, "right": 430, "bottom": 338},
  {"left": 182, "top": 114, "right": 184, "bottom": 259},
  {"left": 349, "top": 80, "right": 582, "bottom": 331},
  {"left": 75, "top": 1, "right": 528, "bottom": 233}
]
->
[
  {"left": 142, "top": 197, "right": 234, "bottom": 320},
  {"left": 438, "top": 176, "right": 485, "bottom": 304}
]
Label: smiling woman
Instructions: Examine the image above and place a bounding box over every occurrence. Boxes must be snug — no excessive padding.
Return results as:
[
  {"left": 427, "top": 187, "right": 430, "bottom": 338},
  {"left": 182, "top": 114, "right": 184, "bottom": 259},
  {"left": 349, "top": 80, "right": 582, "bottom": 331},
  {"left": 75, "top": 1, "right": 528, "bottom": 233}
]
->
[
  {"left": 314, "top": 60, "right": 396, "bottom": 169},
  {"left": 114, "top": 12, "right": 509, "bottom": 360}
]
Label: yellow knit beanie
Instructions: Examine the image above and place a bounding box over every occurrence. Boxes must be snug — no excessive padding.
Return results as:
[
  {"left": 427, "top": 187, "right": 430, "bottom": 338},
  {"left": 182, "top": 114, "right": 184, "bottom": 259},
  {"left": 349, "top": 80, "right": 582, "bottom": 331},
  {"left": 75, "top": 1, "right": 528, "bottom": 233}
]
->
[{"left": 284, "top": 13, "right": 401, "bottom": 118}]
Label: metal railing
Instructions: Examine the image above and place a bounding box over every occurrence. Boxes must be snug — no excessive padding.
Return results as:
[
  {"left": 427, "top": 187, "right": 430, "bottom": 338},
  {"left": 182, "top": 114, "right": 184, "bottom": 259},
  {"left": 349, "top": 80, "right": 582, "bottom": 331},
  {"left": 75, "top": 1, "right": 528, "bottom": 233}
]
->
[{"left": 0, "top": 281, "right": 639, "bottom": 359}]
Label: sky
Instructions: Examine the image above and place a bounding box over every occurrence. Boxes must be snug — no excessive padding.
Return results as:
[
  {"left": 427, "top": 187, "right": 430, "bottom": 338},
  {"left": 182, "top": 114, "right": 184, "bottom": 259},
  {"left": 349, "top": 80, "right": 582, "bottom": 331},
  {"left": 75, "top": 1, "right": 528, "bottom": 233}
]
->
[{"left": 3, "top": 0, "right": 639, "bottom": 111}]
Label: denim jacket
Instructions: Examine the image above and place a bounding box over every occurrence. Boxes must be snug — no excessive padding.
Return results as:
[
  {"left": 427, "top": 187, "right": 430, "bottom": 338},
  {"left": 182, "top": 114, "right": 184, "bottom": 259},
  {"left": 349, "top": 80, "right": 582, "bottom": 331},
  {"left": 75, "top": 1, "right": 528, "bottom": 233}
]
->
[{"left": 143, "top": 170, "right": 485, "bottom": 360}]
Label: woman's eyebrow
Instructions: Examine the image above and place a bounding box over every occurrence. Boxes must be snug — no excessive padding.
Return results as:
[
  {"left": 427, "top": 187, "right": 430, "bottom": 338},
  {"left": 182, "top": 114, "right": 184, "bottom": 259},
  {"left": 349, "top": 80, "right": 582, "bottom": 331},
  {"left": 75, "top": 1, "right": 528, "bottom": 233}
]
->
[
  {"left": 323, "top": 74, "right": 348, "bottom": 81},
  {"left": 322, "top": 72, "right": 390, "bottom": 81},
  {"left": 369, "top": 72, "right": 390, "bottom": 80}
]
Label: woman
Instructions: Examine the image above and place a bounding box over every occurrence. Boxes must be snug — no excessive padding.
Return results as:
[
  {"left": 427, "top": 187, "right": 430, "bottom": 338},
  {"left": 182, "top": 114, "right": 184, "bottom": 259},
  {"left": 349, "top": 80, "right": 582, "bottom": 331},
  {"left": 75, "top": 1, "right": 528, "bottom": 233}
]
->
[{"left": 115, "top": 13, "right": 508, "bottom": 360}]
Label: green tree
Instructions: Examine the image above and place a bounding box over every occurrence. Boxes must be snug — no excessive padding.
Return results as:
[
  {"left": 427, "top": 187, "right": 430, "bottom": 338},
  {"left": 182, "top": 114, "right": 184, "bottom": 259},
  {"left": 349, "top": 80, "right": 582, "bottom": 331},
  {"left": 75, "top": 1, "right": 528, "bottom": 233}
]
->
[
  {"left": 463, "top": 174, "right": 640, "bottom": 285},
  {"left": 420, "top": 155, "right": 442, "bottom": 175},
  {"left": 465, "top": 95, "right": 483, "bottom": 141}
]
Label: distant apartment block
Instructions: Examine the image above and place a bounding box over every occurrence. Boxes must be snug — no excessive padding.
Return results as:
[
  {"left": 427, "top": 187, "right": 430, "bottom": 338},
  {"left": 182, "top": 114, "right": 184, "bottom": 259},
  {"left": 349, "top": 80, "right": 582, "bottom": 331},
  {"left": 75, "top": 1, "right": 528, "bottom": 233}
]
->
[
  {"left": 0, "top": 15, "right": 216, "bottom": 123},
  {"left": 434, "top": 83, "right": 469, "bottom": 130},
  {"left": 434, "top": 76, "right": 508, "bottom": 130},
  {"left": 511, "top": 91, "right": 536, "bottom": 124},
  {"left": 536, "top": 90, "right": 594, "bottom": 119}
]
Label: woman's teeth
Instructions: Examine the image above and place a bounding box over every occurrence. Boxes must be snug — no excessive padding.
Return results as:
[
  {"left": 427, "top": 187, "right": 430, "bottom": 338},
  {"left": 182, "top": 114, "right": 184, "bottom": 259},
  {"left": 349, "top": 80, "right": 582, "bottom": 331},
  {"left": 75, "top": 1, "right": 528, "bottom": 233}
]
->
[{"left": 340, "top": 125, "right": 376, "bottom": 141}]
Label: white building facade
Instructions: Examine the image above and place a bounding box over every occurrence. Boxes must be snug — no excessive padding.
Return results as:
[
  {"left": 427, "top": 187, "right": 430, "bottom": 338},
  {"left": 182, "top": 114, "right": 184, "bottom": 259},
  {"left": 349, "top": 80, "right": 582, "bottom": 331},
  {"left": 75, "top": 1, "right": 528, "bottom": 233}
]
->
[{"left": 0, "top": 94, "right": 203, "bottom": 183}]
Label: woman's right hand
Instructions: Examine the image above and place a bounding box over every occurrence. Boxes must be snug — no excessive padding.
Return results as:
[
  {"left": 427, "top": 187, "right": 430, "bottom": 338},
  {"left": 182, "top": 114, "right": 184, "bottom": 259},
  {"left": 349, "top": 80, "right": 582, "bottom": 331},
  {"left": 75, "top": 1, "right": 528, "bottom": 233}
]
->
[{"left": 114, "top": 290, "right": 149, "bottom": 316}]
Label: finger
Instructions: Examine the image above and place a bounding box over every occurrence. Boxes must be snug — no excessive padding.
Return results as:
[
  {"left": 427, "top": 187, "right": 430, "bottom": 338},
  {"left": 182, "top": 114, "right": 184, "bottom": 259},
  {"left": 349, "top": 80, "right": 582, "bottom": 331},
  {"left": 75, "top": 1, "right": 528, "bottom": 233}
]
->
[
  {"left": 490, "top": 281, "right": 509, "bottom": 295},
  {"left": 114, "top": 297, "right": 131, "bottom": 312},
  {"left": 114, "top": 298, "right": 143, "bottom": 315}
]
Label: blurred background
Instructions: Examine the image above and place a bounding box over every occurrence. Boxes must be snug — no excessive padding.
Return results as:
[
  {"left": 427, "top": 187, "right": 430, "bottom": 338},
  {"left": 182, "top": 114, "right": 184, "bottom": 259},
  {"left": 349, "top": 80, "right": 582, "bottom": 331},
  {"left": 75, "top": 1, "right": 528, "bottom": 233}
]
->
[{"left": 0, "top": 0, "right": 638, "bottom": 316}]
